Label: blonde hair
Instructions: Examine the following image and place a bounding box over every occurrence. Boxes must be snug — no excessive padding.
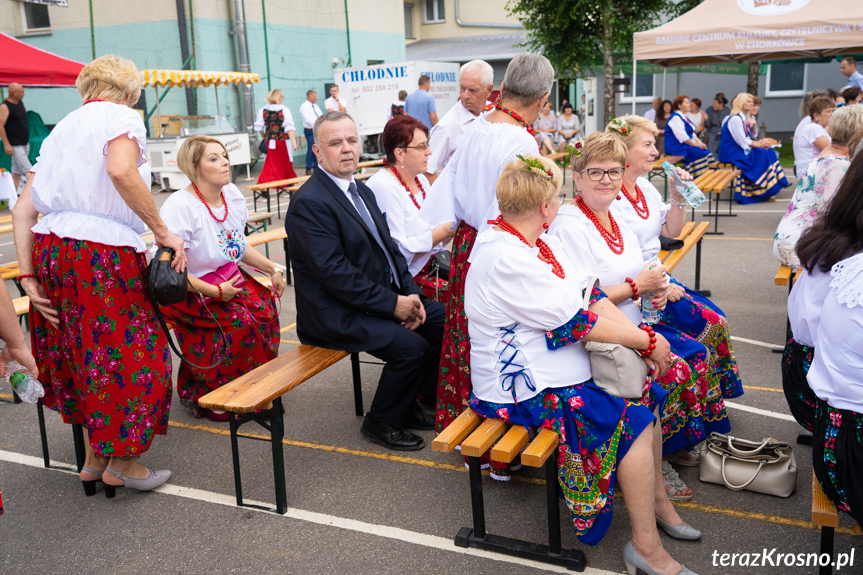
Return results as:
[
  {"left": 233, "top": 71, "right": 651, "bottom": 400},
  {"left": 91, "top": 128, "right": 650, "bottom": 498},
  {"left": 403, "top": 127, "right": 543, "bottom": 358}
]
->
[
  {"left": 730, "top": 92, "right": 753, "bottom": 117},
  {"left": 496, "top": 155, "right": 562, "bottom": 219},
  {"left": 265, "top": 89, "right": 283, "bottom": 104},
  {"left": 849, "top": 127, "right": 863, "bottom": 158},
  {"left": 828, "top": 105, "right": 863, "bottom": 146},
  {"left": 571, "top": 132, "right": 628, "bottom": 173},
  {"left": 76, "top": 55, "right": 141, "bottom": 105},
  {"left": 177, "top": 135, "right": 229, "bottom": 181},
  {"left": 605, "top": 114, "right": 659, "bottom": 149}
]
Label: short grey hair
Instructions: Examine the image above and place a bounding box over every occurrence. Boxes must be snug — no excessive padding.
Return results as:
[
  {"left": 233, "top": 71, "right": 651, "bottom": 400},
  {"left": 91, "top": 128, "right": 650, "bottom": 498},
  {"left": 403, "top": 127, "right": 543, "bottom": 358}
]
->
[
  {"left": 313, "top": 110, "right": 354, "bottom": 142},
  {"left": 828, "top": 104, "right": 863, "bottom": 145},
  {"left": 501, "top": 53, "right": 554, "bottom": 107},
  {"left": 460, "top": 59, "right": 494, "bottom": 87}
]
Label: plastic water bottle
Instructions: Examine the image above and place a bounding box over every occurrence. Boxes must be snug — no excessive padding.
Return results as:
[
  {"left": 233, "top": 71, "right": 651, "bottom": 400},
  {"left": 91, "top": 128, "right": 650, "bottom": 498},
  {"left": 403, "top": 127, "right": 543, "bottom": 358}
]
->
[
  {"left": 6, "top": 362, "right": 44, "bottom": 404},
  {"left": 641, "top": 269, "right": 668, "bottom": 325},
  {"left": 662, "top": 161, "right": 706, "bottom": 208}
]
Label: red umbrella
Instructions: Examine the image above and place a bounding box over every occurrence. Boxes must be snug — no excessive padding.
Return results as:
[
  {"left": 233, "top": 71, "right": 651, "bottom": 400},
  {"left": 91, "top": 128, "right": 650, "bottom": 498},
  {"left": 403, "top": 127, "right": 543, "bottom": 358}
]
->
[{"left": 0, "top": 31, "right": 84, "bottom": 87}]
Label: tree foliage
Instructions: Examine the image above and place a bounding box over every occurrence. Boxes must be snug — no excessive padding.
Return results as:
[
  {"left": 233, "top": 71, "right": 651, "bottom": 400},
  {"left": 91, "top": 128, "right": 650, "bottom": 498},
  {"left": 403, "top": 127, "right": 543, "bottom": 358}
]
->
[{"left": 508, "top": 0, "right": 703, "bottom": 124}]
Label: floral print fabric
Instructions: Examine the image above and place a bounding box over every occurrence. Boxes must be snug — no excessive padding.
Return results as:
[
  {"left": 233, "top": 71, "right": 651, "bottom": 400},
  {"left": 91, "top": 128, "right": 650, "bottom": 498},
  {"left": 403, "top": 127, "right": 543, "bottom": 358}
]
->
[
  {"left": 773, "top": 155, "right": 849, "bottom": 268},
  {"left": 29, "top": 233, "right": 172, "bottom": 457},
  {"left": 813, "top": 402, "right": 863, "bottom": 526},
  {"left": 781, "top": 337, "right": 816, "bottom": 432},
  {"left": 162, "top": 270, "right": 279, "bottom": 406}
]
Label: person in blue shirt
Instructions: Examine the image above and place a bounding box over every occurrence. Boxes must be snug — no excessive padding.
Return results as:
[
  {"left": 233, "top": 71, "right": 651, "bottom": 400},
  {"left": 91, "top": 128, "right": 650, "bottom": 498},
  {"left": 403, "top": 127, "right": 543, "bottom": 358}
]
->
[
  {"left": 404, "top": 75, "right": 438, "bottom": 131},
  {"left": 840, "top": 57, "right": 863, "bottom": 89}
]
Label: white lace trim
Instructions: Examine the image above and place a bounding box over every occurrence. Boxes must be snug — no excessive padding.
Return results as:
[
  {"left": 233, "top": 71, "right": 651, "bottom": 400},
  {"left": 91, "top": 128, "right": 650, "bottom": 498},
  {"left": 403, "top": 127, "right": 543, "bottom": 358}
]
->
[{"left": 829, "top": 252, "right": 863, "bottom": 308}]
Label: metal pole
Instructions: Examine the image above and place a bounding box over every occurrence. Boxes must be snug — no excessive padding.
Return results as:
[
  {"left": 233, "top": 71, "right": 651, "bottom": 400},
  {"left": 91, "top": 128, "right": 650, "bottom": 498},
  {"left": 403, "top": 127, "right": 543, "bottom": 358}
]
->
[
  {"left": 631, "top": 59, "right": 637, "bottom": 114},
  {"left": 189, "top": 0, "right": 197, "bottom": 114},
  {"left": 231, "top": 0, "right": 255, "bottom": 132},
  {"left": 175, "top": 0, "right": 195, "bottom": 116},
  {"left": 155, "top": 85, "right": 163, "bottom": 137},
  {"left": 262, "top": 0, "right": 271, "bottom": 91},
  {"left": 343, "top": 0, "right": 352, "bottom": 67},
  {"left": 214, "top": 85, "right": 221, "bottom": 131},
  {"left": 88, "top": 0, "right": 96, "bottom": 59},
  {"left": 662, "top": 67, "right": 667, "bottom": 100}
]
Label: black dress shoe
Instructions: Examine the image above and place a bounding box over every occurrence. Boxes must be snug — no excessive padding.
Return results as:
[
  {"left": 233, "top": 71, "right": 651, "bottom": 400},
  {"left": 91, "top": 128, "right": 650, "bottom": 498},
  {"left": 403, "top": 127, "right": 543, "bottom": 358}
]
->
[
  {"left": 361, "top": 417, "right": 425, "bottom": 451},
  {"left": 405, "top": 401, "right": 435, "bottom": 431}
]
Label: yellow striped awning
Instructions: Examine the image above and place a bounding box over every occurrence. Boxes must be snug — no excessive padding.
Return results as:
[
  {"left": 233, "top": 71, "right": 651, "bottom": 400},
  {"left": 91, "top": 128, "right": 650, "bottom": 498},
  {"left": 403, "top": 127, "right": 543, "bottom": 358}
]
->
[{"left": 140, "top": 70, "right": 260, "bottom": 88}]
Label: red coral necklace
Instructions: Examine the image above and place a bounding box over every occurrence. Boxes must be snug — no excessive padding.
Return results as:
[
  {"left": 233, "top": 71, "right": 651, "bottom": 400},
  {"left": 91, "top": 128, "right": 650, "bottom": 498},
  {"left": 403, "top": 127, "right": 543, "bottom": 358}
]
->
[
  {"left": 383, "top": 160, "right": 425, "bottom": 210},
  {"left": 619, "top": 181, "right": 650, "bottom": 220},
  {"left": 485, "top": 97, "right": 540, "bottom": 152},
  {"left": 494, "top": 216, "right": 565, "bottom": 279},
  {"left": 575, "top": 196, "right": 624, "bottom": 254},
  {"left": 192, "top": 183, "right": 228, "bottom": 222}
]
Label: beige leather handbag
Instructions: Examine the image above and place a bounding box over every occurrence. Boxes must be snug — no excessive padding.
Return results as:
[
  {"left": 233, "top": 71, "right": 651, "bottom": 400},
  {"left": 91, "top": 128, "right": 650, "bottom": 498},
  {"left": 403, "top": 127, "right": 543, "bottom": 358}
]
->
[{"left": 699, "top": 432, "right": 797, "bottom": 498}]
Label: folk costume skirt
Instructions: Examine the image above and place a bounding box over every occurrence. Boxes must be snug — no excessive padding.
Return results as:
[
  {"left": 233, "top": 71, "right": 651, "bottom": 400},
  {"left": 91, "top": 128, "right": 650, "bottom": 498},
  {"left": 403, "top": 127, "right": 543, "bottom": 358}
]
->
[
  {"left": 661, "top": 276, "right": 743, "bottom": 401},
  {"left": 29, "top": 233, "right": 172, "bottom": 457},
  {"left": 161, "top": 270, "right": 279, "bottom": 406},
  {"left": 813, "top": 402, "right": 863, "bottom": 526},
  {"left": 257, "top": 139, "right": 297, "bottom": 184},
  {"left": 665, "top": 140, "right": 713, "bottom": 179},
  {"left": 470, "top": 380, "right": 658, "bottom": 546},
  {"left": 781, "top": 337, "right": 817, "bottom": 432},
  {"left": 731, "top": 148, "right": 788, "bottom": 204},
  {"left": 413, "top": 259, "right": 449, "bottom": 305}
]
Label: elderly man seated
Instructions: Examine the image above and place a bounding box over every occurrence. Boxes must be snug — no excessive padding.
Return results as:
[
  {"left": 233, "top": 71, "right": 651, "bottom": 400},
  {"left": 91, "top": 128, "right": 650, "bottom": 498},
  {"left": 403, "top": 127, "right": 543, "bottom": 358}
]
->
[{"left": 285, "top": 111, "right": 445, "bottom": 451}]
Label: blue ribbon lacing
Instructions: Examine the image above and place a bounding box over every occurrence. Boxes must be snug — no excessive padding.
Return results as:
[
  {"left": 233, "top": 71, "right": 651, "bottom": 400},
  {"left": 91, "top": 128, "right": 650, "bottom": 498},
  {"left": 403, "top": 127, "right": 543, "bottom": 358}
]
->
[{"left": 497, "top": 323, "right": 535, "bottom": 404}]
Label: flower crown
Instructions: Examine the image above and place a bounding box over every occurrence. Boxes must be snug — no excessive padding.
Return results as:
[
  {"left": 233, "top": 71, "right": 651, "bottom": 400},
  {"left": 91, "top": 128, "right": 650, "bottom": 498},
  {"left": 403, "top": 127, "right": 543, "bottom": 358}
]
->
[
  {"left": 516, "top": 155, "right": 557, "bottom": 185},
  {"left": 565, "top": 140, "right": 585, "bottom": 159},
  {"left": 608, "top": 117, "right": 630, "bottom": 135}
]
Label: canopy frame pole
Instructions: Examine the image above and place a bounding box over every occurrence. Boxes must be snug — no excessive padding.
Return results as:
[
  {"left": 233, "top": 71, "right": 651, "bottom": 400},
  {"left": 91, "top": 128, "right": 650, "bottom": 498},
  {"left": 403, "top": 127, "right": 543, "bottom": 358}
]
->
[
  {"left": 632, "top": 59, "right": 637, "bottom": 114},
  {"left": 662, "top": 67, "right": 667, "bottom": 100},
  {"left": 155, "top": 85, "right": 163, "bottom": 139},
  {"left": 215, "top": 85, "right": 221, "bottom": 132}
]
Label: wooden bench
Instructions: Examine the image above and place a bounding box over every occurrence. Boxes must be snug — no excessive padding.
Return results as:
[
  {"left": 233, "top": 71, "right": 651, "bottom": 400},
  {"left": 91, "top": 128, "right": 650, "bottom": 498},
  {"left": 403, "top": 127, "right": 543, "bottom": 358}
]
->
[
  {"left": 812, "top": 474, "right": 862, "bottom": 574},
  {"left": 247, "top": 176, "right": 308, "bottom": 219},
  {"left": 247, "top": 227, "right": 291, "bottom": 285},
  {"left": 197, "top": 344, "right": 368, "bottom": 514},
  {"left": 655, "top": 221, "right": 711, "bottom": 296},
  {"left": 432, "top": 408, "right": 586, "bottom": 570},
  {"left": 691, "top": 167, "right": 739, "bottom": 235}
]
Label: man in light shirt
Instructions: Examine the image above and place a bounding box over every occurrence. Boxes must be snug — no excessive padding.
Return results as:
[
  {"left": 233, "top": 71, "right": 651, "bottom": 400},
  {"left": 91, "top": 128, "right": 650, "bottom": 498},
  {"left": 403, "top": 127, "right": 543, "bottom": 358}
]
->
[
  {"left": 299, "top": 89, "right": 323, "bottom": 175},
  {"left": 424, "top": 60, "right": 494, "bottom": 181},
  {"left": 840, "top": 56, "right": 863, "bottom": 89},
  {"left": 643, "top": 97, "right": 661, "bottom": 123},
  {"left": 404, "top": 75, "right": 438, "bottom": 130},
  {"left": 325, "top": 85, "right": 347, "bottom": 113}
]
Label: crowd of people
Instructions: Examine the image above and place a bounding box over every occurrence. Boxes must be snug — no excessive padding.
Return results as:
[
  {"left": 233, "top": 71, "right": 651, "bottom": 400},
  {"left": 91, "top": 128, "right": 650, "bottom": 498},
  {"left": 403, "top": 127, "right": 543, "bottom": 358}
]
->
[{"left": 5, "top": 49, "right": 863, "bottom": 575}]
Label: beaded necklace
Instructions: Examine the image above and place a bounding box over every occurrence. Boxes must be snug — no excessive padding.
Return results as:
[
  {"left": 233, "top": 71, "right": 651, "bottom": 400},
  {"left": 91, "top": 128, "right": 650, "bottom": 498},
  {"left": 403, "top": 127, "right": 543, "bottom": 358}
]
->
[
  {"left": 83, "top": 99, "right": 107, "bottom": 105},
  {"left": 575, "top": 196, "right": 624, "bottom": 254},
  {"left": 192, "top": 183, "right": 228, "bottom": 223},
  {"left": 485, "top": 97, "right": 540, "bottom": 152},
  {"left": 493, "top": 217, "right": 565, "bottom": 279},
  {"left": 619, "top": 181, "right": 650, "bottom": 220},
  {"left": 383, "top": 160, "right": 425, "bottom": 210}
]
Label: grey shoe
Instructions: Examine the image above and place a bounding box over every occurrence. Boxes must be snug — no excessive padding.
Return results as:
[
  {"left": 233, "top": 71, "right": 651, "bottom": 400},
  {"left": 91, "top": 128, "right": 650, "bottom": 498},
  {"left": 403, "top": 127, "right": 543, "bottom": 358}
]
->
[
  {"left": 104, "top": 465, "right": 171, "bottom": 492},
  {"left": 656, "top": 515, "right": 703, "bottom": 541},
  {"left": 623, "top": 541, "right": 700, "bottom": 575}
]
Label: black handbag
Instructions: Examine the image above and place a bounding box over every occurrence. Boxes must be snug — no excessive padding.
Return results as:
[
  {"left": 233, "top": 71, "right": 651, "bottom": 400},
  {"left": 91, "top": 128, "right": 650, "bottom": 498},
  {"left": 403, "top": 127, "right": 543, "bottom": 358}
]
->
[
  {"left": 146, "top": 247, "right": 226, "bottom": 370},
  {"left": 428, "top": 250, "right": 451, "bottom": 282},
  {"left": 258, "top": 138, "right": 267, "bottom": 155}
]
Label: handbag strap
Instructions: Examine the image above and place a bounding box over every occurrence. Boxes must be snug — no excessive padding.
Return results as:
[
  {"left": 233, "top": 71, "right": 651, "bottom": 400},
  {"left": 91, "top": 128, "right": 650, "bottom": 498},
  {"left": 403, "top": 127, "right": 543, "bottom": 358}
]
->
[
  {"left": 720, "top": 454, "right": 767, "bottom": 490},
  {"left": 725, "top": 436, "right": 774, "bottom": 458}
]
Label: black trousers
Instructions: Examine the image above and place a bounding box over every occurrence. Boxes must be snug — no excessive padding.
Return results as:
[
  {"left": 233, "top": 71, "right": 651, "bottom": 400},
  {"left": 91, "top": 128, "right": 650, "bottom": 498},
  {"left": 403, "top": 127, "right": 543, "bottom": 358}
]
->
[{"left": 365, "top": 299, "right": 445, "bottom": 428}]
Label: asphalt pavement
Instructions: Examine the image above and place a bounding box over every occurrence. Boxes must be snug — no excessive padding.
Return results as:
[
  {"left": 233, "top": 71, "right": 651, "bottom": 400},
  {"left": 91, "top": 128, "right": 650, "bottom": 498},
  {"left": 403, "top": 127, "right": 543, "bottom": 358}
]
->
[{"left": 1, "top": 167, "right": 860, "bottom": 575}]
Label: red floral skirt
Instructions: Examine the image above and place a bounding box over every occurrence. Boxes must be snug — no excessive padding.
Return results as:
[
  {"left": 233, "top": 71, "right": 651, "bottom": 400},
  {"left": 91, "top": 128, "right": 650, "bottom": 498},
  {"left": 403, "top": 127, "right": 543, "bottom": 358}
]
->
[
  {"left": 29, "top": 233, "right": 172, "bottom": 458},
  {"left": 161, "top": 271, "right": 279, "bottom": 405},
  {"left": 413, "top": 258, "right": 449, "bottom": 304},
  {"left": 257, "top": 140, "right": 297, "bottom": 183}
]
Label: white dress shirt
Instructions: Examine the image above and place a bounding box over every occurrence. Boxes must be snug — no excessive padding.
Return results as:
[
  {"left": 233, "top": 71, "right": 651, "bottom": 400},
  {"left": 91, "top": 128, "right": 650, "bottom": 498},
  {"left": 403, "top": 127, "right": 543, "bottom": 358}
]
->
[
  {"left": 299, "top": 99, "right": 322, "bottom": 130},
  {"left": 467, "top": 228, "right": 594, "bottom": 404},
  {"left": 807, "top": 252, "right": 863, "bottom": 413},
  {"left": 644, "top": 108, "right": 657, "bottom": 123},
  {"left": 610, "top": 177, "right": 670, "bottom": 266},
  {"left": 722, "top": 113, "right": 752, "bottom": 155},
  {"left": 787, "top": 265, "right": 833, "bottom": 348},
  {"left": 30, "top": 101, "right": 150, "bottom": 252},
  {"left": 426, "top": 100, "right": 485, "bottom": 174},
  {"left": 324, "top": 96, "right": 347, "bottom": 113}
]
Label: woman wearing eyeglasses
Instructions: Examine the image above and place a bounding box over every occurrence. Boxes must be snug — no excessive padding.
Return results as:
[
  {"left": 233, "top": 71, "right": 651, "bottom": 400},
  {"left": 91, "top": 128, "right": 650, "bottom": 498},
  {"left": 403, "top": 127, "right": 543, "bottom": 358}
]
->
[
  {"left": 366, "top": 115, "right": 455, "bottom": 301},
  {"left": 549, "top": 132, "right": 712, "bottom": 504}
]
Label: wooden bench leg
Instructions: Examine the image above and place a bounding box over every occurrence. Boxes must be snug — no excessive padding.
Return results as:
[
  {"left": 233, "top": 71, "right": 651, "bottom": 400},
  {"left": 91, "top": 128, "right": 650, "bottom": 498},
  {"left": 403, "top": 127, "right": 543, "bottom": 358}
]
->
[
  {"left": 694, "top": 237, "right": 711, "bottom": 297},
  {"left": 71, "top": 422, "right": 86, "bottom": 472},
  {"left": 820, "top": 526, "right": 834, "bottom": 575},
  {"left": 351, "top": 352, "right": 364, "bottom": 417},
  {"left": 36, "top": 399, "right": 49, "bottom": 466}
]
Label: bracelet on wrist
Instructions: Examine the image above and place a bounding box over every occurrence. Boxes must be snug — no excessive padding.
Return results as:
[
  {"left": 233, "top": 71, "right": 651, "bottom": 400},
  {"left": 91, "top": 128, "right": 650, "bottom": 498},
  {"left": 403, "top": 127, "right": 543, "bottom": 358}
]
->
[
  {"left": 669, "top": 198, "right": 686, "bottom": 209},
  {"left": 217, "top": 285, "right": 223, "bottom": 301},
  {"left": 17, "top": 273, "right": 37, "bottom": 281},
  {"left": 638, "top": 324, "right": 657, "bottom": 358},
  {"left": 625, "top": 277, "right": 639, "bottom": 301}
]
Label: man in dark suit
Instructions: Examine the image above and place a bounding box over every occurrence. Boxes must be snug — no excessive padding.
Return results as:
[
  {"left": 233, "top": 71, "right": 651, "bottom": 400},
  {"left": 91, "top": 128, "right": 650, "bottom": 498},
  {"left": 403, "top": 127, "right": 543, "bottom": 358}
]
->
[{"left": 286, "top": 111, "right": 444, "bottom": 451}]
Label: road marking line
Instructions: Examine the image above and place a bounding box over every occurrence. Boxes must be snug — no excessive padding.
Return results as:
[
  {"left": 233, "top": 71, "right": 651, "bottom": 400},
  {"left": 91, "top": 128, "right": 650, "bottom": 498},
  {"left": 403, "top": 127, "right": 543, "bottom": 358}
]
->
[
  {"left": 731, "top": 335, "right": 783, "bottom": 349},
  {"left": 279, "top": 322, "right": 297, "bottom": 333},
  {"left": 280, "top": 339, "right": 301, "bottom": 344},
  {"left": 724, "top": 400, "right": 797, "bottom": 422},
  {"left": 0, "top": 448, "right": 613, "bottom": 574},
  {"left": 673, "top": 500, "right": 860, "bottom": 536},
  {"left": 742, "top": 385, "right": 784, "bottom": 393}
]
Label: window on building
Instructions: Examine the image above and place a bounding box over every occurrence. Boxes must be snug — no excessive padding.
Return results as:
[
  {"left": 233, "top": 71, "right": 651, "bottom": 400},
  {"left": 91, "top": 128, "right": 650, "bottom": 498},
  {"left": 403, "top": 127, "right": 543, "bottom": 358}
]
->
[
  {"left": 21, "top": 2, "right": 51, "bottom": 32},
  {"left": 617, "top": 72, "right": 655, "bottom": 104},
  {"left": 404, "top": 3, "right": 415, "bottom": 39},
  {"left": 766, "top": 62, "right": 807, "bottom": 97},
  {"left": 424, "top": 0, "right": 444, "bottom": 23}
]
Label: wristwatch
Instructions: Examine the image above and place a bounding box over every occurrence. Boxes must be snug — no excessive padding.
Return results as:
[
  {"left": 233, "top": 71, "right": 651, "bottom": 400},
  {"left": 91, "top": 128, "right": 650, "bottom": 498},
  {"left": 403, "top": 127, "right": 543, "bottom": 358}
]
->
[{"left": 669, "top": 198, "right": 686, "bottom": 209}]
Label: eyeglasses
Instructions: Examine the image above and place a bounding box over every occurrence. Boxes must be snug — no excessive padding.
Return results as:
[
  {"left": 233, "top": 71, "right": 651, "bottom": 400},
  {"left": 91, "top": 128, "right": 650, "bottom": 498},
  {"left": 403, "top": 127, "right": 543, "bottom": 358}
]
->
[
  {"left": 580, "top": 168, "right": 625, "bottom": 181},
  {"left": 557, "top": 192, "right": 567, "bottom": 205},
  {"left": 401, "top": 143, "right": 430, "bottom": 151}
]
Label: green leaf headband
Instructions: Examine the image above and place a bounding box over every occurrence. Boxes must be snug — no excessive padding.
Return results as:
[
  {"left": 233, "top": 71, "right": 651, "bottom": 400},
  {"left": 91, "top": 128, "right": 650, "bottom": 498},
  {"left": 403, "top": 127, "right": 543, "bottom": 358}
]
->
[
  {"left": 565, "top": 140, "right": 584, "bottom": 158},
  {"left": 516, "top": 154, "right": 557, "bottom": 185},
  {"left": 608, "top": 117, "right": 630, "bottom": 135}
]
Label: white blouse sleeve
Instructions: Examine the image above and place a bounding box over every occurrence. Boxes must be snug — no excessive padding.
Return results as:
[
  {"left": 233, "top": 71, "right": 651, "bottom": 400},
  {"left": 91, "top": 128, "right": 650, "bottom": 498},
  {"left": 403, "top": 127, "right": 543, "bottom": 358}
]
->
[
  {"left": 369, "top": 176, "right": 434, "bottom": 264},
  {"left": 668, "top": 115, "right": 689, "bottom": 143},
  {"left": 281, "top": 106, "right": 295, "bottom": 132},
  {"left": 487, "top": 252, "right": 585, "bottom": 331},
  {"left": 728, "top": 115, "right": 751, "bottom": 154},
  {"left": 104, "top": 105, "right": 148, "bottom": 167},
  {"left": 253, "top": 107, "right": 266, "bottom": 132},
  {"left": 160, "top": 196, "right": 201, "bottom": 251}
]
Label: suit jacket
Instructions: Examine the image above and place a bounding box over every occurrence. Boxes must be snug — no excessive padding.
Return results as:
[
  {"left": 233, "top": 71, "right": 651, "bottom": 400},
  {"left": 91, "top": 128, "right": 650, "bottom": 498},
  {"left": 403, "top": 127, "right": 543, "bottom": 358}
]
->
[{"left": 286, "top": 169, "right": 426, "bottom": 352}]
